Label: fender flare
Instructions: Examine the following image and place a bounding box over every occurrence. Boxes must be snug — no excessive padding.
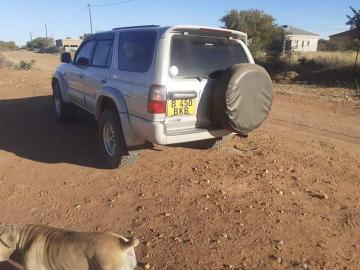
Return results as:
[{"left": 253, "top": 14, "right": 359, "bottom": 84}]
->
[
  {"left": 52, "top": 71, "right": 70, "bottom": 102},
  {"left": 96, "top": 87, "right": 145, "bottom": 147}
]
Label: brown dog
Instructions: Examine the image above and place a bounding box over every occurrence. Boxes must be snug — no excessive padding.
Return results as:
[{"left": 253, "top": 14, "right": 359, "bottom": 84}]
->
[{"left": 0, "top": 224, "right": 139, "bottom": 270}]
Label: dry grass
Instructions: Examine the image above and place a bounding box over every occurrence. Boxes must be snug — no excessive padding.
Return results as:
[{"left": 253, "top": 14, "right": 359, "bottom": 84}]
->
[
  {"left": 262, "top": 50, "right": 360, "bottom": 88},
  {"left": 0, "top": 53, "right": 14, "bottom": 68},
  {"left": 290, "top": 51, "right": 357, "bottom": 68}
]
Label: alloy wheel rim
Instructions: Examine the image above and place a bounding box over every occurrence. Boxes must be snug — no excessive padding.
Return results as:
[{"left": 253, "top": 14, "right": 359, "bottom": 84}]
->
[{"left": 103, "top": 122, "right": 117, "bottom": 157}]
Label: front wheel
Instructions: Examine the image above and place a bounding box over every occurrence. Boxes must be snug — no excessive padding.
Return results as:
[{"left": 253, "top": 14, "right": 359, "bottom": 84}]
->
[
  {"left": 98, "top": 109, "right": 137, "bottom": 169},
  {"left": 52, "top": 82, "right": 77, "bottom": 121}
]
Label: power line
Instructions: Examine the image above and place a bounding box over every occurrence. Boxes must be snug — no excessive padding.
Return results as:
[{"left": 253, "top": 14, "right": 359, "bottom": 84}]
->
[
  {"left": 63, "top": 5, "right": 88, "bottom": 25},
  {"left": 31, "top": 0, "right": 134, "bottom": 40},
  {"left": 90, "top": 0, "right": 134, "bottom": 7},
  {"left": 49, "top": 5, "right": 88, "bottom": 29},
  {"left": 87, "top": 0, "right": 135, "bottom": 33}
]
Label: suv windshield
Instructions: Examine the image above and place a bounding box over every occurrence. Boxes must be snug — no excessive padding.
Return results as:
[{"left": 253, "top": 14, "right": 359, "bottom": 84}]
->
[{"left": 170, "top": 35, "right": 249, "bottom": 78}]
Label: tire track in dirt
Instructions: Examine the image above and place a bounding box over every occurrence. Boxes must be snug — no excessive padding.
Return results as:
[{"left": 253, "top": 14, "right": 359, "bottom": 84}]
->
[{"left": 267, "top": 117, "right": 360, "bottom": 145}]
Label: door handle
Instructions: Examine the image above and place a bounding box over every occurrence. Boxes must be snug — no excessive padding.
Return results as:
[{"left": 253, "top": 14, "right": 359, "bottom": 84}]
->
[
  {"left": 78, "top": 73, "right": 83, "bottom": 79},
  {"left": 100, "top": 78, "right": 107, "bottom": 84}
]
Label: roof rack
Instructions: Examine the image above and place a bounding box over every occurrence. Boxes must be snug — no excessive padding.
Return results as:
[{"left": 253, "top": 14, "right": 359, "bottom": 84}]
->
[{"left": 112, "top": 25, "right": 160, "bottom": 30}]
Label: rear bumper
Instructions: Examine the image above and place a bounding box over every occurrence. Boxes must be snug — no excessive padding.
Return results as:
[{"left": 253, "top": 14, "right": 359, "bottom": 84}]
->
[{"left": 129, "top": 115, "right": 231, "bottom": 145}]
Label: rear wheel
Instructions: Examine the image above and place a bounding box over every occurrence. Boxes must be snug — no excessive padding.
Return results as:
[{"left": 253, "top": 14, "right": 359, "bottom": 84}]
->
[
  {"left": 98, "top": 109, "right": 137, "bottom": 169},
  {"left": 187, "top": 137, "right": 226, "bottom": 150},
  {"left": 52, "top": 81, "right": 77, "bottom": 121}
]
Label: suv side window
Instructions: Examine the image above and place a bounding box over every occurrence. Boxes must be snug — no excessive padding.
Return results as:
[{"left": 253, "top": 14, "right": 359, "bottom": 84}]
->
[
  {"left": 74, "top": 40, "right": 96, "bottom": 65},
  {"left": 118, "top": 31, "right": 156, "bottom": 72},
  {"left": 92, "top": 40, "right": 113, "bottom": 67}
]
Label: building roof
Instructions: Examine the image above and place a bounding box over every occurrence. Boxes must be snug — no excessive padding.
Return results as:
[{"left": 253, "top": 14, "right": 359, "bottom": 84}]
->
[
  {"left": 329, "top": 29, "right": 359, "bottom": 39},
  {"left": 282, "top": 25, "right": 319, "bottom": 37}
]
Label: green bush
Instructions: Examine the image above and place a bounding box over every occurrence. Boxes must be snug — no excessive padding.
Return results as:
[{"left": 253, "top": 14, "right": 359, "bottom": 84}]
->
[
  {"left": 15, "top": 60, "right": 34, "bottom": 70},
  {"left": 39, "top": 46, "right": 62, "bottom": 54},
  {"left": 26, "top": 37, "right": 54, "bottom": 50},
  {"left": 0, "top": 40, "right": 18, "bottom": 51}
]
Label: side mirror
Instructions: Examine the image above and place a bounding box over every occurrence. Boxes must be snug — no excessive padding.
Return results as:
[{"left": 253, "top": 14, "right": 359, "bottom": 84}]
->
[
  {"left": 77, "top": 57, "right": 89, "bottom": 66},
  {"left": 60, "top": 52, "right": 72, "bottom": 64}
]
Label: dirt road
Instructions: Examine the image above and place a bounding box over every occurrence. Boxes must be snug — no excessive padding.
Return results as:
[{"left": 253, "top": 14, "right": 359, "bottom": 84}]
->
[{"left": 1, "top": 51, "right": 360, "bottom": 269}]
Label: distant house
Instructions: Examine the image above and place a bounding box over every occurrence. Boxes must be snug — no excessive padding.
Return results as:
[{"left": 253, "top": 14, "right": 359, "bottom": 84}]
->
[
  {"left": 329, "top": 29, "right": 358, "bottom": 44},
  {"left": 55, "top": 38, "right": 82, "bottom": 52},
  {"left": 282, "top": 25, "right": 320, "bottom": 52}
]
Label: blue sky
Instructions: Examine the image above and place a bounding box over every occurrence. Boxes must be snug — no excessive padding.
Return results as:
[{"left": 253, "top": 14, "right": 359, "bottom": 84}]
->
[{"left": 0, "top": 0, "right": 357, "bottom": 45}]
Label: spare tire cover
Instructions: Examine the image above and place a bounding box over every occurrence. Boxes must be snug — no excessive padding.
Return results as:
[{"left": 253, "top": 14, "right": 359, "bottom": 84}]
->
[{"left": 211, "top": 64, "right": 273, "bottom": 134}]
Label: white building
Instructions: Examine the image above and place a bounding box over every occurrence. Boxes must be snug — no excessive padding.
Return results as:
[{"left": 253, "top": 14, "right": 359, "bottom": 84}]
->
[
  {"left": 55, "top": 39, "right": 83, "bottom": 52},
  {"left": 282, "top": 25, "right": 319, "bottom": 52}
]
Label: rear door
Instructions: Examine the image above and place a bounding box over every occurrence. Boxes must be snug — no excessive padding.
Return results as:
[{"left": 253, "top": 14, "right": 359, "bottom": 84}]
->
[
  {"left": 166, "top": 34, "right": 250, "bottom": 131},
  {"left": 65, "top": 38, "right": 96, "bottom": 107},
  {"left": 83, "top": 33, "right": 114, "bottom": 113}
]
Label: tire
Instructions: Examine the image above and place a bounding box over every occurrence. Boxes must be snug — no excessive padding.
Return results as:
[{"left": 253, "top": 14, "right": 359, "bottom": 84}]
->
[
  {"left": 187, "top": 137, "right": 226, "bottom": 150},
  {"left": 52, "top": 81, "right": 77, "bottom": 121},
  {"left": 98, "top": 109, "right": 137, "bottom": 169},
  {"left": 211, "top": 64, "right": 273, "bottom": 134},
  {"left": 210, "top": 137, "right": 226, "bottom": 149}
]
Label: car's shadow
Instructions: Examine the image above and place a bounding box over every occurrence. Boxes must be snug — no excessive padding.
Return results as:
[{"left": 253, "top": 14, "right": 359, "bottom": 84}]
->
[
  {"left": 0, "top": 95, "right": 224, "bottom": 168},
  {"left": 0, "top": 95, "right": 105, "bottom": 168}
]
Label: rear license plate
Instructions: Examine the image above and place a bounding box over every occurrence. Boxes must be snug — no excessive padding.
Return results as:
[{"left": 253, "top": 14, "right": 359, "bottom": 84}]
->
[{"left": 166, "top": 99, "right": 196, "bottom": 117}]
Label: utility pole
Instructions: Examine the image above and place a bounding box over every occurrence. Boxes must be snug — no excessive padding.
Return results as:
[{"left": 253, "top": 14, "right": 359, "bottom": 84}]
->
[
  {"left": 45, "top": 24, "right": 48, "bottom": 38},
  {"left": 29, "top": 31, "right": 33, "bottom": 49},
  {"left": 87, "top": 4, "right": 93, "bottom": 34}
]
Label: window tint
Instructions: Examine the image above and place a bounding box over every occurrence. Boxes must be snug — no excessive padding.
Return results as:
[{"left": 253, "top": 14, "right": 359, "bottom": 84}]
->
[
  {"left": 75, "top": 40, "right": 96, "bottom": 64},
  {"left": 92, "top": 40, "right": 113, "bottom": 67},
  {"left": 118, "top": 31, "right": 156, "bottom": 72},
  {"left": 107, "top": 45, "right": 113, "bottom": 67},
  {"left": 171, "top": 36, "right": 248, "bottom": 77}
]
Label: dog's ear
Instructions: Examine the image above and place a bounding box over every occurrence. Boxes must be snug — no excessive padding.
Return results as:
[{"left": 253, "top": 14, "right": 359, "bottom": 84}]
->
[
  {"left": 118, "top": 237, "right": 139, "bottom": 250},
  {"left": 0, "top": 227, "right": 16, "bottom": 262},
  {"left": 0, "top": 226, "right": 16, "bottom": 249}
]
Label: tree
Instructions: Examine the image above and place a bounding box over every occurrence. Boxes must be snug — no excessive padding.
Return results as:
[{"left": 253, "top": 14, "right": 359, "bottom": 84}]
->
[
  {"left": 346, "top": 6, "right": 360, "bottom": 75},
  {"left": 266, "top": 27, "right": 285, "bottom": 59},
  {"left": 220, "top": 9, "right": 284, "bottom": 58},
  {"left": 79, "top": 33, "right": 91, "bottom": 40},
  {"left": 0, "top": 40, "right": 18, "bottom": 51},
  {"left": 26, "top": 37, "right": 54, "bottom": 50}
]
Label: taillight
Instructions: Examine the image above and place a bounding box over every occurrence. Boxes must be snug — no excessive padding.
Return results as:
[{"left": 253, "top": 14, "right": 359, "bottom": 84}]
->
[{"left": 148, "top": 84, "right": 167, "bottom": 114}]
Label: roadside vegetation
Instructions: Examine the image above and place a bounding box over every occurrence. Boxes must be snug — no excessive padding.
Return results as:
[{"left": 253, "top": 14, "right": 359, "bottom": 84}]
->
[
  {"left": 221, "top": 7, "right": 360, "bottom": 90},
  {"left": 25, "top": 37, "right": 62, "bottom": 54},
  {"left": 0, "top": 40, "right": 19, "bottom": 51},
  {"left": 14, "top": 59, "right": 36, "bottom": 70},
  {"left": 0, "top": 53, "right": 15, "bottom": 68},
  {"left": 258, "top": 51, "right": 358, "bottom": 89},
  {"left": 0, "top": 53, "right": 35, "bottom": 70}
]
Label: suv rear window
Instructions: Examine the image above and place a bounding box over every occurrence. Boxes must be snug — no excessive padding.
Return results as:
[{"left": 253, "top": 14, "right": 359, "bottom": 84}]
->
[
  {"left": 170, "top": 35, "right": 249, "bottom": 77},
  {"left": 118, "top": 31, "right": 156, "bottom": 72}
]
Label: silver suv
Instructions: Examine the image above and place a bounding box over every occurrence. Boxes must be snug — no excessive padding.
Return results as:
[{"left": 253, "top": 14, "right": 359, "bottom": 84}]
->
[{"left": 52, "top": 25, "right": 273, "bottom": 168}]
